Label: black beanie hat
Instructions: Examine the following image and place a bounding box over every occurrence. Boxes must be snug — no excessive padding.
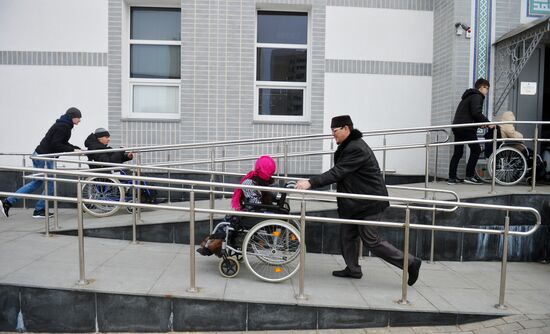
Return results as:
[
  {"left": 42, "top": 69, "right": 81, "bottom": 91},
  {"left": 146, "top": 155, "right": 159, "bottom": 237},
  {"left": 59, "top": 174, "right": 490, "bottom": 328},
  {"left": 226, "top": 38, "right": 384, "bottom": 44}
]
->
[
  {"left": 94, "top": 127, "right": 110, "bottom": 138},
  {"left": 330, "top": 115, "right": 353, "bottom": 128},
  {"left": 65, "top": 107, "right": 82, "bottom": 119}
]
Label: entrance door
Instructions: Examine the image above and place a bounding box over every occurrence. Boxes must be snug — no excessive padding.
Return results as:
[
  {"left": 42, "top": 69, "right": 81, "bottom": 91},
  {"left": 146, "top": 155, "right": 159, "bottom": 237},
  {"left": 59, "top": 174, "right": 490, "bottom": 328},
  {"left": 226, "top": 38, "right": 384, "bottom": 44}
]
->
[{"left": 510, "top": 46, "right": 546, "bottom": 146}]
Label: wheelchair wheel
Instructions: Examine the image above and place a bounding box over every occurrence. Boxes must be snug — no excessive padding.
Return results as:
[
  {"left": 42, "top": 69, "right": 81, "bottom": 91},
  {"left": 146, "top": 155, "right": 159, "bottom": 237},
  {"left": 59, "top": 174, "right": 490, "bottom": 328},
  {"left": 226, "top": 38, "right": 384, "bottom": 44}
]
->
[
  {"left": 487, "top": 147, "right": 527, "bottom": 186},
  {"left": 219, "top": 257, "right": 240, "bottom": 278},
  {"left": 242, "top": 219, "right": 301, "bottom": 282},
  {"left": 82, "top": 177, "right": 125, "bottom": 217}
]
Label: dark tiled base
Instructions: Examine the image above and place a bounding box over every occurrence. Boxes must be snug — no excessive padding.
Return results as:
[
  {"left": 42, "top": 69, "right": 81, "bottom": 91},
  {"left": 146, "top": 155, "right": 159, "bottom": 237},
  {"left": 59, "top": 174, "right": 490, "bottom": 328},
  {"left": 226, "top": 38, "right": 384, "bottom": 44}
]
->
[{"left": 0, "top": 284, "right": 501, "bottom": 332}]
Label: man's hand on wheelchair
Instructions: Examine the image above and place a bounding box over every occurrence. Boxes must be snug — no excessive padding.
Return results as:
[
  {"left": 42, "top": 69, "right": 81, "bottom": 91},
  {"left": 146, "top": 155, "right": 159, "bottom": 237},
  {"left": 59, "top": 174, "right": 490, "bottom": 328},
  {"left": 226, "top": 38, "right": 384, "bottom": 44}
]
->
[{"left": 295, "top": 180, "right": 311, "bottom": 190}]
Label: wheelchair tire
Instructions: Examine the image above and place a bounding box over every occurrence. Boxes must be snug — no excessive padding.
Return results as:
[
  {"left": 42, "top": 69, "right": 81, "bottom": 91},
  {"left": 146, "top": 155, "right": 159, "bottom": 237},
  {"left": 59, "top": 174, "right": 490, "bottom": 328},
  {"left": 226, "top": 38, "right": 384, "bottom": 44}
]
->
[
  {"left": 82, "top": 177, "right": 125, "bottom": 217},
  {"left": 242, "top": 219, "right": 301, "bottom": 282},
  {"left": 487, "top": 146, "right": 527, "bottom": 186},
  {"left": 219, "top": 257, "right": 240, "bottom": 278}
]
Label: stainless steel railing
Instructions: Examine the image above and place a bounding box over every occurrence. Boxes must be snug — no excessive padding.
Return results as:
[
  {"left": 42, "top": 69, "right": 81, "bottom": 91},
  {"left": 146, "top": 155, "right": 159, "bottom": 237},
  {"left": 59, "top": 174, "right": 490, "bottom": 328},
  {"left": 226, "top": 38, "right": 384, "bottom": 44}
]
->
[{"left": 0, "top": 164, "right": 541, "bottom": 309}]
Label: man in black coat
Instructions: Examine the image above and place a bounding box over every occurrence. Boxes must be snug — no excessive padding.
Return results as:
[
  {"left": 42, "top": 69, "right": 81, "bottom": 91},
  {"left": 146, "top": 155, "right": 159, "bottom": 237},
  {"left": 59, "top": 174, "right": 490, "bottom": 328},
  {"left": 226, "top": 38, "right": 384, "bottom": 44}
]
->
[
  {"left": 1, "top": 107, "right": 82, "bottom": 219},
  {"left": 84, "top": 128, "right": 133, "bottom": 168},
  {"left": 295, "top": 115, "right": 421, "bottom": 286},
  {"left": 448, "top": 78, "right": 494, "bottom": 185}
]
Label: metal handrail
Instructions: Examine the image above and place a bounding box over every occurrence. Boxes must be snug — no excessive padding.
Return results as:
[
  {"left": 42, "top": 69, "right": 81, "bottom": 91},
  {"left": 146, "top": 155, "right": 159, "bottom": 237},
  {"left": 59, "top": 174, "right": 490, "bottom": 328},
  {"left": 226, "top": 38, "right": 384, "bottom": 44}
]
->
[{"left": 0, "top": 164, "right": 542, "bottom": 309}]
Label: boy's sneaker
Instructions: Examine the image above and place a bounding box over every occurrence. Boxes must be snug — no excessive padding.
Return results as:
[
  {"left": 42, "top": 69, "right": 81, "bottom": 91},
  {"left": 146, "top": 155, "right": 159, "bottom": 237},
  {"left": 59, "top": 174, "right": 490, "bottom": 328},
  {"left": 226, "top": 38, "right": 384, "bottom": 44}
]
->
[
  {"left": 447, "top": 178, "right": 465, "bottom": 185},
  {"left": 464, "top": 176, "right": 482, "bottom": 185},
  {"left": 447, "top": 178, "right": 458, "bottom": 185},
  {"left": 1, "top": 199, "right": 11, "bottom": 218},
  {"left": 32, "top": 209, "right": 54, "bottom": 219}
]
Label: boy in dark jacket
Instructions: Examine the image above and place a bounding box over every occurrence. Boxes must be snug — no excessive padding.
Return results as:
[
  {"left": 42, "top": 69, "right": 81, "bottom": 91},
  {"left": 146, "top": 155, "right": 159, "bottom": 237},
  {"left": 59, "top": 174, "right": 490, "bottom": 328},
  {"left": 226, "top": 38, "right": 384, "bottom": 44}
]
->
[
  {"left": 448, "top": 78, "right": 494, "bottom": 185},
  {"left": 295, "top": 115, "right": 422, "bottom": 286},
  {"left": 1, "top": 107, "right": 82, "bottom": 219},
  {"left": 84, "top": 128, "right": 133, "bottom": 168}
]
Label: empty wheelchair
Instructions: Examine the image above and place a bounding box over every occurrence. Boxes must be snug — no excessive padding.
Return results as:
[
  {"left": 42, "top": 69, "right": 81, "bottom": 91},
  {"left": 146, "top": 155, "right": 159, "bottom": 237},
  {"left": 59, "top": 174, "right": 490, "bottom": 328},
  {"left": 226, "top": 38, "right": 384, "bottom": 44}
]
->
[{"left": 203, "top": 191, "right": 301, "bottom": 282}]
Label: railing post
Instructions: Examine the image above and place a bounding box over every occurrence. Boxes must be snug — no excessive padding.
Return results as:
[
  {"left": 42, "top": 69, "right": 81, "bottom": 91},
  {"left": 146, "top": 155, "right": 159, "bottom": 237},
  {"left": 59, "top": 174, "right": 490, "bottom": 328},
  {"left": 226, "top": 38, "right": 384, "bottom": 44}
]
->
[
  {"left": 131, "top": 170, "right": 137, "bottom": 244},
  {"left": 490, "top": 127, "right": 497, "bottom": 194},
  {"left": 429, "top": 201, "right": 436, "bottom": 263},
  {"left": 433, "top": 132, "right": 439, "bottom": 184},
  {"left": 44, "top": 171, "right": 50, "bottom": 237},
  {"left": 76, "top": 177, "right": 88, "bottom": 285},
  {"left": 496, "top": 211, "right": 510, "bottom": 309},
  {"left": 530, "top": 126, "right": 539, "bottom": 193},
  {"left": 221, "top": 147, "right": 226, "bottom": 198},
  {"left": 22, "top": 156, "right": 27, "bottom": 209},
  {"left": 330, "top": 140, "right": 335, "bottom": 191},
  {"left": 187, "top": 187, "right": 198, "bottom": 293},
  {"left": 136, "top": 154, "right": 142, "bottom": 221},
  {"left": 398, "top": 206, "right": 411, "bottom": 305},
  {"left": 424, "top": 132, "right": 430, "bottom": 198},
  {"left": 296, "top": 196, "right": 307, "bottom": 300},
  {"left": 209, "top": 148, "right": 215, "bottom": 233},
  {"left": 283, "top": 141, "right": 289, "bottom": 178},
  {"left": 167, "top": 152, "right": 172, "bottom": 204},
  {"left": 53, "top": 160, "right": 59, "bottom": 230},
  {"left": 382, "top": 135, "right": 387, "bottom": 180}
]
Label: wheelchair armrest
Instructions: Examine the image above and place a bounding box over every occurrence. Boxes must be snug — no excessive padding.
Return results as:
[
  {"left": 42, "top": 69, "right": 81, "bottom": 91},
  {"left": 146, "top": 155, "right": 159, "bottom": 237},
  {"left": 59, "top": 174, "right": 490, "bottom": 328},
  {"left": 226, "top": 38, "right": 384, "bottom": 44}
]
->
[{"left": 241, "top": 203, "right": 290, "bottom": 214}]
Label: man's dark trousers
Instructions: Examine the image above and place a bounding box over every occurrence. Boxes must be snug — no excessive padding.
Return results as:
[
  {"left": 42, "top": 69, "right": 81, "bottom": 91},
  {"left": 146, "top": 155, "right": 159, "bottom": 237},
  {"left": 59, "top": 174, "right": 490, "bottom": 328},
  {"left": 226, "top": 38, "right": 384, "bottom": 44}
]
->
[
  {"left": 449, "top": 130, "right": 481, "bottom": 178},
  {"left": 341, "top": 212, "right": 416, "bottom": 274}
]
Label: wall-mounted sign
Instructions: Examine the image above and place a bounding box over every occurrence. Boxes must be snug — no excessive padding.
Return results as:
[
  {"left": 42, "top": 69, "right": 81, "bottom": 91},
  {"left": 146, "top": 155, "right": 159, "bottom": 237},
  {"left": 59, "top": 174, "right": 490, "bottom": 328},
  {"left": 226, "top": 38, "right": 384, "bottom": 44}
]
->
[
  {"left": 520, "top": 82, "right": 537, "bottom": 95},
  {"left": 528, "top": 0, "right": 550, "bottom": 16}
]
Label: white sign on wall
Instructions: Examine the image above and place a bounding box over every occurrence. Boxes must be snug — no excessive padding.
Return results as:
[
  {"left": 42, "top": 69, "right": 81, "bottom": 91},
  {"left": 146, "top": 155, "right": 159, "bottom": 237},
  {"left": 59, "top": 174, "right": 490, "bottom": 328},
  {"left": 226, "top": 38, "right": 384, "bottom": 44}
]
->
[{"left": 520, "top": 82, "right": 537, "bottom": 95}]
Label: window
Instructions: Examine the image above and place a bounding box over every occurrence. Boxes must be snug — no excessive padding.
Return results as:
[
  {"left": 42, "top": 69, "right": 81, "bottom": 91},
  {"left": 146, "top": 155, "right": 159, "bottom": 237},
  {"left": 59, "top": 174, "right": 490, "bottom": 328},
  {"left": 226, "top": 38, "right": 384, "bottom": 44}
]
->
[
  {"left": 127, "top": 7, "right": 181, "bottom": 119},
  {"left": 255, "top": 11, "right": 309, "bottom": 122}
]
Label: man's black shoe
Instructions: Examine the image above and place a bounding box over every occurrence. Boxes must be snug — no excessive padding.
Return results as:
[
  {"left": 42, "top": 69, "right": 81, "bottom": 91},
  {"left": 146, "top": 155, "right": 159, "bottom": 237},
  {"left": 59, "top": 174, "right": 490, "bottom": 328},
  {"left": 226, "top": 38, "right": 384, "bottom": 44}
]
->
[
  {"left": 408, "top": 258, "right": 422, "bottom": 286},
  {"left": 332, "top": 267, "right": 362, "bottom": 279}
]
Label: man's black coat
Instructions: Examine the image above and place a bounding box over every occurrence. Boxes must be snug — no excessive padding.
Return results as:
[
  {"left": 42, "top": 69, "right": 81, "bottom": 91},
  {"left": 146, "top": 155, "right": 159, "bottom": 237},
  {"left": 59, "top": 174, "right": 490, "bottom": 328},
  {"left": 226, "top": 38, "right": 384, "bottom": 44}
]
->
[{"left": 309, "top": 129, "right": 389, "bottom": 219}]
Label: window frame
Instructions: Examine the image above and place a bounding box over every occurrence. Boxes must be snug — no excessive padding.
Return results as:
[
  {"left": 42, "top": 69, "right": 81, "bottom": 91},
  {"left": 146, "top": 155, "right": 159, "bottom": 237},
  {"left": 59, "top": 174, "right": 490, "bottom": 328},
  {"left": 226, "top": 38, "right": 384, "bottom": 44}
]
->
[
  {"left": 253, "top": 9, "right": 311, "bottom": 124},
  {"left": 122, "top": 2, "right": 181, "bottom": 121}
]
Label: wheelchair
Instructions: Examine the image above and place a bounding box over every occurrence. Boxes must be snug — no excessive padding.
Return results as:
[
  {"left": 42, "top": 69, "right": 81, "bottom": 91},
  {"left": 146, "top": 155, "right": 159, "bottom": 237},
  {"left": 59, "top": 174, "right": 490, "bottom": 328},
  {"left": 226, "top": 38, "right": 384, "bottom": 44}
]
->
[
  {"left": 475, "top": 127, "right": 545, "bottom": 186},
  {"left": 81, "top": 170, "right": 156, "bottom": 217},
  {"left": 209, "top": 191, "right": 301, "bottom": 282}
]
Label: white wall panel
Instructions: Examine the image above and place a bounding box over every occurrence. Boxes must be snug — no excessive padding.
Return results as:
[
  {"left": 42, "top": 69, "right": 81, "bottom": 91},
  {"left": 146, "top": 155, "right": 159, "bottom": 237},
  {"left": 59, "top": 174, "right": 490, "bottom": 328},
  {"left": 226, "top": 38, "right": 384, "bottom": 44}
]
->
[
  {"left": 323, "top": 73, "right": 432, "bottom": 175},
  {"left": 0, "top": 0, "right": 107, "bottom": 52},
  {"left": 0, "top": 66, "right": 108, "bottom": 166},
  {"left": 326, "top": 6, "right": 433, "bottom": 63}
]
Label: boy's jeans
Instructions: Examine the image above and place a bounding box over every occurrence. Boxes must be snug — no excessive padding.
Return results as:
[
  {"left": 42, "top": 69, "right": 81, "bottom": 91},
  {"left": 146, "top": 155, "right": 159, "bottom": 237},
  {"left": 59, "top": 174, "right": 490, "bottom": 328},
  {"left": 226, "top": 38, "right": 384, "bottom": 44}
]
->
[{"left": 7, "top": 152, "right": 54, "bottom": 210}]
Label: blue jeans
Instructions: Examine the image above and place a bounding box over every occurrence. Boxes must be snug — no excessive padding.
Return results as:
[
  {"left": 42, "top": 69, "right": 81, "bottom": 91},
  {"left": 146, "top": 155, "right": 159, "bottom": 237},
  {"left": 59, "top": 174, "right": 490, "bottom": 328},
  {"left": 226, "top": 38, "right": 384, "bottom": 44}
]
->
[{"left": 7, "top": 152, "right": 54, "bottom": 211}]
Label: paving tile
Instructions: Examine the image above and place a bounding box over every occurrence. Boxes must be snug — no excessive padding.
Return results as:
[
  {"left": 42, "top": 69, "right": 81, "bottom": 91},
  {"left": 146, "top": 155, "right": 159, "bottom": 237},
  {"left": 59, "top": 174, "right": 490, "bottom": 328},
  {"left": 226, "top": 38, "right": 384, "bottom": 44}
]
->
[
  {"left": 518, "top": 320, "right": 546, "bottom": 329},
  {"left": 481, "top": 318, "right": 506, "bottom": 327},
  {"left": 494, "top": 322, "right": 524, "bottom": 332},
  {"left": 472, "top": 328, "right": 499, "bottom": 334},
  {"left": 503, "top": 315, "right": 530, "bottom": 323}
]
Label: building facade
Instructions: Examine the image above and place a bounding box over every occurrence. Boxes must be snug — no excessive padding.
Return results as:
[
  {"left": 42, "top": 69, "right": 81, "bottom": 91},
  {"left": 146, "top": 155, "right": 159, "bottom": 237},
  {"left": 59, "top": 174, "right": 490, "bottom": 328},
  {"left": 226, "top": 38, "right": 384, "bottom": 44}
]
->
[{"left": 0, "top": 0, "right": 547, "bottom": 177}]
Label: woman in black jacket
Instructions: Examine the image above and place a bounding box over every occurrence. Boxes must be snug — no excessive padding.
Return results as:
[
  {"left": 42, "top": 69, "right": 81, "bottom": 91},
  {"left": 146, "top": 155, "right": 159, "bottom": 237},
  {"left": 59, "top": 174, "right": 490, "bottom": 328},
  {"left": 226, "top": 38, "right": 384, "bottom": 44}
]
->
[
  {"left": 84, "top": 128, "right": 133, "bottom": 168},
  {"left": 296, "top": 115, "right": 421, "bottom": 286}
]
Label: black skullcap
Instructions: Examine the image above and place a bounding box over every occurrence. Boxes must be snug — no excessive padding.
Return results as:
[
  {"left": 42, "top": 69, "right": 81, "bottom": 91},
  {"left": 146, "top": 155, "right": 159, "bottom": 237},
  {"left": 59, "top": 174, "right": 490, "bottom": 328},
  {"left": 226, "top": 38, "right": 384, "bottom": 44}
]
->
[
  {"left": 94, "top": 127, "right": 110, "bottom": 138},
  {"left": 330, "top": 115, "right": 353, "bottom": 128},
  {"left": 65, "top": 107, "right": 82, "bottom": 119}
]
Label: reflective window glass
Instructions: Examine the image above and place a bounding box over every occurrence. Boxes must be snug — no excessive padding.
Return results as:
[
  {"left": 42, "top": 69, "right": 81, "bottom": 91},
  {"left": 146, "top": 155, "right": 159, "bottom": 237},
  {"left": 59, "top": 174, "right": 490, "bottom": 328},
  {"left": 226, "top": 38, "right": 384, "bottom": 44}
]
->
[
  {"left": 258, "top": 89, "right": 303, "bottom": 116},
  {"left": 131, "top": 7, "right": 181, "bottom": 41},
  {"left": 257, "top": 48, "right": 307, "bottom": 82},
  {"left": 130, "top": 45, "right": 180, "bottom": 79},
  {"left": 257, "top": 11, "right": 307, "bottom": 44}
]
